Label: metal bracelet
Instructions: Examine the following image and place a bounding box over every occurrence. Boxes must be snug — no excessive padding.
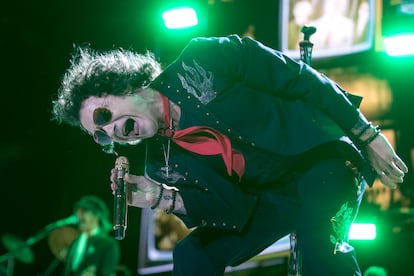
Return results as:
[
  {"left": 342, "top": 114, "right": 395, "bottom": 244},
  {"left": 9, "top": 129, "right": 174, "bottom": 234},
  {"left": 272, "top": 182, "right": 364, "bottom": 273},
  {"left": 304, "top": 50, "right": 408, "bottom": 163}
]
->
[
  {"left": 361, "top": 126, "right": 381, "bottom": 147},
  {"left": 165, "top": 190, "right": 177, "bottom": 214},
  {"left": 355, "top": 122, "right": 373, "bottom": 140},
  {"left": 150, "top": 185, "right": 164, "bottom": 209}
]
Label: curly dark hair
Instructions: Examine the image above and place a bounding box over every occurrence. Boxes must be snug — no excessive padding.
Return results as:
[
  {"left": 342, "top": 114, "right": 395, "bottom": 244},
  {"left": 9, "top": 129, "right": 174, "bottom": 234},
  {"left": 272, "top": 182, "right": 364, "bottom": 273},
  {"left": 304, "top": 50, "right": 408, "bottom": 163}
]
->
[{"left": 52, "top": 46, "right": 162, "bottom": 127}]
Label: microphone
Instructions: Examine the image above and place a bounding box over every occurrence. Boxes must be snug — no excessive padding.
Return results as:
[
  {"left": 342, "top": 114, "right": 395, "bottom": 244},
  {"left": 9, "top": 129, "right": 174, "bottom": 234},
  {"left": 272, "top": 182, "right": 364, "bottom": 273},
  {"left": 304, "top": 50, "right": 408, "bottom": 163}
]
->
[
  {"left": 41, "top": 215, "right": 78, "bottom": 234},
  {"left": 113, "top": 156, "right": 129, "bottom": 240},
  {"left": 23, "top": 215, "right": 78, "bottom": 248}
]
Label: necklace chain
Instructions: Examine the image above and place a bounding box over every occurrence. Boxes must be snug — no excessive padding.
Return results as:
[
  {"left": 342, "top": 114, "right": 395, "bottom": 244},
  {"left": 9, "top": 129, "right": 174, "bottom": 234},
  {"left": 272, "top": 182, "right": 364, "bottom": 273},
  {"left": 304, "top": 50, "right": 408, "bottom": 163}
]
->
[{"left": 161, "top": 114, "right": 173, "bottom": 177}]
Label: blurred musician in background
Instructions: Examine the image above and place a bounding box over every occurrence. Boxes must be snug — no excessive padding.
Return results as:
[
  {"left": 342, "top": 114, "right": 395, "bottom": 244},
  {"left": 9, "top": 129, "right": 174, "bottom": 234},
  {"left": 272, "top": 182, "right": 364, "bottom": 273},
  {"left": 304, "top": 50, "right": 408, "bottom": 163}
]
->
[{"left": 63, "top": 195, "right": 120, "bottom": 276}]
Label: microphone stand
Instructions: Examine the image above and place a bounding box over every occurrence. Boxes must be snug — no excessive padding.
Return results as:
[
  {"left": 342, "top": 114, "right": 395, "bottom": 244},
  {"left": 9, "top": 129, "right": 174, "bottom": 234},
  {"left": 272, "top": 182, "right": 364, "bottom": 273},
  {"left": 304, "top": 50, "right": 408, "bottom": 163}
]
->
[
  {"left": 299, "top": 25, "right": 317, "bottom": 65},
  {"left": 38, "top": 256, "right": 62, "bottom": 276},
  {"left": 0, "top": 256, "right": 14, "bottom": 276},
  {"left": 0, "top": 218, "right": 76, "bottom": 276},
  {"left": 288, "top": 25, "right": 317, "bottom": 276}
]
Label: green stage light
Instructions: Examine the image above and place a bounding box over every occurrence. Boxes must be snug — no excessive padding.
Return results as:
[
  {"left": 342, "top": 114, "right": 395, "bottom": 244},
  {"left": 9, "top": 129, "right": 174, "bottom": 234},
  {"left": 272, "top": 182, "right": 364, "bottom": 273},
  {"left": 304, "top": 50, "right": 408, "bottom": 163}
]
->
[
  {"left": 348, "top": 223, "right": 376, "bottom": 240},
  {"left": 162, "top": 7, "right": 198, "bottom": 29},
  {"left": 384, "top": 34, "right": 414, "bottom": 56}
]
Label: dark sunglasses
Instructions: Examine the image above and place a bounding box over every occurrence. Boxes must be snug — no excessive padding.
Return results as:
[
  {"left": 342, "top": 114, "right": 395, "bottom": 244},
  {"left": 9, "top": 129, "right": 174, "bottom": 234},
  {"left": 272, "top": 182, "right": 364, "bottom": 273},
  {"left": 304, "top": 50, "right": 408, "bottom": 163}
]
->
[
  {"left": 93, "top": 107, "right": 112, "bottom": 126},
  {"left": 93, "top": 107, "right": 113, "bottom": 146}
]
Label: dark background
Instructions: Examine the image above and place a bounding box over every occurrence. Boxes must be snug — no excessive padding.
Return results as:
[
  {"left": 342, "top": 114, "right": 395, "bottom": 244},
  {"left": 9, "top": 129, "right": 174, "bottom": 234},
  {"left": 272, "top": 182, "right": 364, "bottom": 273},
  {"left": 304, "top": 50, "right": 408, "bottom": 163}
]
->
[{"left": 1, "top": 0, "right": 413, "bottom": 275}]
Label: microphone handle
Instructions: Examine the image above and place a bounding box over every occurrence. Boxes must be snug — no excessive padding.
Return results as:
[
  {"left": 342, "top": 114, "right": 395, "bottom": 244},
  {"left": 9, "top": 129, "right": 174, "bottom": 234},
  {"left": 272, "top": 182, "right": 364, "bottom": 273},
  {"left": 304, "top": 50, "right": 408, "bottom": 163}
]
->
[{"left": 113, "top": 156, "right": 129, "bottom": 240}]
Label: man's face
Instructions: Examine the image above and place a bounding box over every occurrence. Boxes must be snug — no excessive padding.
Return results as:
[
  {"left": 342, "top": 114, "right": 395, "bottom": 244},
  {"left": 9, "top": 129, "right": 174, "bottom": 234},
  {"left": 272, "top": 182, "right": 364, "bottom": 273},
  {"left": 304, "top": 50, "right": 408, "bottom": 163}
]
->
[
  {"left": 76, "top": 208, "right": 100, "bottom": 233},
  {"left": 79, "top": 92, "right": 161, "bottom": 146}
]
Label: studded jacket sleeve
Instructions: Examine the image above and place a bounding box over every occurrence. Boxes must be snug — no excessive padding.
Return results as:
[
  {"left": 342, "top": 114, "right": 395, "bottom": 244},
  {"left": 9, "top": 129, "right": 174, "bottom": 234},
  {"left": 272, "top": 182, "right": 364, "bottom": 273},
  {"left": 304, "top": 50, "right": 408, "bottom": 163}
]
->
[{"left": 178, "top": 34, "right": 362, "bottom": 131}]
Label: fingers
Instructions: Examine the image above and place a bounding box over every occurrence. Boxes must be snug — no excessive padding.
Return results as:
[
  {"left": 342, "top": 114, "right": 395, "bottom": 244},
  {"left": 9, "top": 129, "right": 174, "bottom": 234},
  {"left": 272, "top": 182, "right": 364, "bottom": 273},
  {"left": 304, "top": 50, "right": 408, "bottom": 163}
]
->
[
  {"left": 110, "top": 168, "right": 117, "bottom": 183},
  {"left": 110, "top": 183, "right": 117, "bottom": 195},
  {"left": 371, "top": 153, "right": 408, "bottom": 189},
  {"left": 384, "top": 163, "right": 405, "bottom": 180},
  {"left": 378, "top": 173, "right": 397, "bottom": 189},
  {"left": 124, "top": 173, "right": 132, "bottom": 183},
  {"left": 110, "top": 168, "right": 117, "bottom": 195},
  {"left": 384, "top": 156, "right": 408, "bottom": 177},
  {"left": 377, "top": 164, "right": 405, "bottom": 189},
  {"left": 110, "top": 171, "right": 141, "bottom": 192},
  {"left": 124, "top": 173, "right": 142, "bottom": 184},
  {"left": 378, "top": 172, "right": 399, "bottom": 188},
  {"left": 376, "top": 170, "right": 404, "bottom": 189},
  {"left": 393, "top": 156, "right": 409, "bottom": 173}
]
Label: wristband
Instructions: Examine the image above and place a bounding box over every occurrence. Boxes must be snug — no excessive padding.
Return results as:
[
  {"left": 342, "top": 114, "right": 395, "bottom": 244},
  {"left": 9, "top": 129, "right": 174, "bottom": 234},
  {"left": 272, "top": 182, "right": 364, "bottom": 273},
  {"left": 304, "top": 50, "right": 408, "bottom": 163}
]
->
[
  {"left": 355, "top": 122, "right": 373, "bottom": 140},
  {"left": 350, "top": 116, "right": 372, "bottom": 138},
  {"left": 150, "top": 185, "right": 164, "bottom": 209},
  {"left": 165, "top": 190, "right": 177, "bottom": 214},
  {"left": 361, "top": 126, "right": 381, "bottom": 147}
]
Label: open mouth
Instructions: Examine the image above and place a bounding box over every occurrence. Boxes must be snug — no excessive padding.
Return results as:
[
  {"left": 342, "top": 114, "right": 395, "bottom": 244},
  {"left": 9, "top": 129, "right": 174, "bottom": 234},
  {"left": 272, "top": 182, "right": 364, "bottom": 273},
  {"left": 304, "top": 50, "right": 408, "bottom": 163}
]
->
[{"left": 124, "top": 118, "right": 139, "bottom": 137}]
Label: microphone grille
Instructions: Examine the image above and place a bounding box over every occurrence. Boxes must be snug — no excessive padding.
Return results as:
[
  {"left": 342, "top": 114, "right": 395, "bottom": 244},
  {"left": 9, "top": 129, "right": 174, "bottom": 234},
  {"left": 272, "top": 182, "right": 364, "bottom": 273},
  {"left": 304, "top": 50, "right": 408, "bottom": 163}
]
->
[{"left": 115, "top": 156, "right": 129, "bottom": 170}]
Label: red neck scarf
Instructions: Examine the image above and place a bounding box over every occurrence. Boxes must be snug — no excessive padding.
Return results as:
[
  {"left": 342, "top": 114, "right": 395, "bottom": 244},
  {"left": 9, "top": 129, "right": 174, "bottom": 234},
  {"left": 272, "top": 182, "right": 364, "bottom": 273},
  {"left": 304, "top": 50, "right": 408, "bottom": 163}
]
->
[{"left": 158, "top": 95, "right": 245, "bottom": 181}]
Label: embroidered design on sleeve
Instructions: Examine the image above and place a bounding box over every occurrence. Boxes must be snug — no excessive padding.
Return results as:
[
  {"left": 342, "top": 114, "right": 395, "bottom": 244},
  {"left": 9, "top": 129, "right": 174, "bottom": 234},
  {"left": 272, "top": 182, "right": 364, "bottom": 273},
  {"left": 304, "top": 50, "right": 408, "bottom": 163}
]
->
[
  {"left": 330, "top": 201, "right": 355, "bottom": 254},
  {"left": 158, "top": 168, "right": 184, "bottom": 184},
  {"left": 177, "top": 60, "right": 216, "bottom": 105}
]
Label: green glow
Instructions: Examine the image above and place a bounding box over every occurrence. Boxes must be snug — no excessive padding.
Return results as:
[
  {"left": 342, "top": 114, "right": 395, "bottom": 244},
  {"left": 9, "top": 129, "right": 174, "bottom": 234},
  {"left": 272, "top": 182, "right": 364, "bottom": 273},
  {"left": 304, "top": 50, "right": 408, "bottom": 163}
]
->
[
  {"left": 162, "top": 7, "right": 198, "bottom": 29},
  {"left": 384, "top": 34, "right": 414, "bottom": 56},
  {"left": 348, "top": 223, "right": 376, "bottom": 240}
]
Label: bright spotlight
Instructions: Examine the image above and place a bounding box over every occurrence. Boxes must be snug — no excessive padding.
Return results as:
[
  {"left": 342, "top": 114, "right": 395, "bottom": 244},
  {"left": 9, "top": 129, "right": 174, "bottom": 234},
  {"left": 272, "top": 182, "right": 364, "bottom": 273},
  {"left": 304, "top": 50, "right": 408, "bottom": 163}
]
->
[
  {"left": 348, "top": 223, "right": 376, "bottom": 240},
  {"left": 384, "top": 34, "right": 414, "bottom": 56},
  {"left": 162, "top": 7, "right": 198, "bottom": 29}
]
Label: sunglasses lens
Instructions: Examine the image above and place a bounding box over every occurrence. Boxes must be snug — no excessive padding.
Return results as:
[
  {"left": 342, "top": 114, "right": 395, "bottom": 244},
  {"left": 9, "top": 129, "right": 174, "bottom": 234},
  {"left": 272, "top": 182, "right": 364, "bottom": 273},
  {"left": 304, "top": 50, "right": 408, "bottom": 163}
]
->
[
  {"left": 93, "top": 129, "right": 113, "bottom": 146},
  {"left": 93, "top": 108, "right": 112, "bottom": 126}
]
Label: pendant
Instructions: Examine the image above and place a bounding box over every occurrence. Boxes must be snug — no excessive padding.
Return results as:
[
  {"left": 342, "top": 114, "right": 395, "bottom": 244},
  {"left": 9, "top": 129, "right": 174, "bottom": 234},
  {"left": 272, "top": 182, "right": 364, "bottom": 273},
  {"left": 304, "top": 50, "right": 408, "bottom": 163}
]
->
[{"left": 160, "top": 166, "right": 172, "bottom": 178}]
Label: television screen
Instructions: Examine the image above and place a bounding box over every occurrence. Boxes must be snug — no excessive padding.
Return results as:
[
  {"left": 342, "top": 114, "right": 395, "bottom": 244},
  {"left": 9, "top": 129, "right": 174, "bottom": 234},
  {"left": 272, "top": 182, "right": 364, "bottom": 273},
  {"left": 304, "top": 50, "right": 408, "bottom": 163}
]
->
[
  {"left": 137, "top": 208, "right": 291, "bottom": 275},
  {"left": 279, "top": 0, "right": 375, "bottom": 60}
]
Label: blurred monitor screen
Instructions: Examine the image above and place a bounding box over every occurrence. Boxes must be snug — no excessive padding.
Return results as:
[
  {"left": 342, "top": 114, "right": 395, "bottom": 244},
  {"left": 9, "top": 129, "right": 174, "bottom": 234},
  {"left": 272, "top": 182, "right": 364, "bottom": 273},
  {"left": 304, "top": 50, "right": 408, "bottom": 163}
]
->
[
  {"left": 137, "top": 208, "right": 291, "bottom": 275},
  {"left": 279, "top": 0, "right": 375, "bottom": 60}
]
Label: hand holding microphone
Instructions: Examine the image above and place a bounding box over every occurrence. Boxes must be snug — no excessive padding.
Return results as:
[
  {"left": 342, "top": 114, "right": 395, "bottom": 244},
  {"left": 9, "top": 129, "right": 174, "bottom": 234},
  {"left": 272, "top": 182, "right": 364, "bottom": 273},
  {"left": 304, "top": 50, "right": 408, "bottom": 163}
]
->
[
  {"left": 112, "top": 156, "right": 129, "bottom": 240},
  {"left": 110, "top": 157, "right": 182, "bottom": 216}
]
